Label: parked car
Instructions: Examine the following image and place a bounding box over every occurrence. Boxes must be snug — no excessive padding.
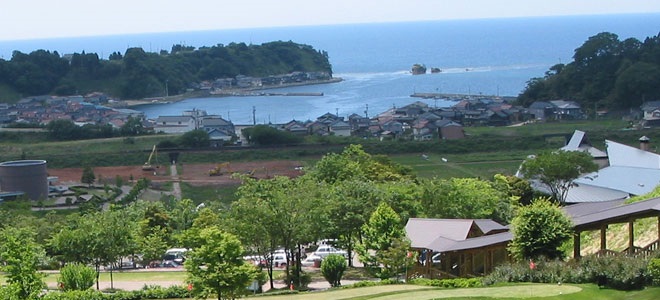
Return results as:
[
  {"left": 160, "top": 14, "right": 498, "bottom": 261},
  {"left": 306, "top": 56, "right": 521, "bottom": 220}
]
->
[
  {"left": 271, "top": 253, "right": 287, "bottom": 267},
  {"left": 313, "top": 245, "right": 348, "bottom": 259},
  {"left": 301, "top": 254, "right": 323, "bottom": 267}
]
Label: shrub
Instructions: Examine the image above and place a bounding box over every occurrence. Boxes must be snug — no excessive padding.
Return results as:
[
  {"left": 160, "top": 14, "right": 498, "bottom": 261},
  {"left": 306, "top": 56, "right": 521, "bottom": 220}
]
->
[
  {"left": 345, "top": 278, "right": 401, "bottom": 289},
  {"left": 321, "top": 254, "right": 347, "bottom": 287},
  {"left": 58, "top": 263, "right": 97, "bottom": 291},
  {"left": 484, "top": 255, "right": 652, "bottom": 290},
  {"left": 284, "top": 265, "right": 312, "bottom": 290},
  {"left": 408, "top": 277, "right": 482, "bottom": 288},
  {"left": 649, "top": 258, "right": 660, "bottom": 285},
  {"left": 42, "top": 290, "right": 106, "bottom": 300}
]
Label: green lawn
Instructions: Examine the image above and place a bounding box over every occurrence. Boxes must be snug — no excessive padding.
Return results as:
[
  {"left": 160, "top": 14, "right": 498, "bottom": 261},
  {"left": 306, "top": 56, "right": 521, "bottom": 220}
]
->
[
  {"left": 41, "top": 270, "right": 188, "bottom": 284},
  {"left": 253, "top": 284, "right": 660, "bottom": 300},
  {"left": 391, "top": 153, "right": 523, "bottom": 179}
]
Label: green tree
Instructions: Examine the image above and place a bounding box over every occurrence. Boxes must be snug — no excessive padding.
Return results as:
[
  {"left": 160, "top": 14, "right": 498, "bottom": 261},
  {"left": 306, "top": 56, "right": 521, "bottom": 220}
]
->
[
  {"left": 184, "top": 226, "right": 259, "bottom": 300},
  {"left": 241, "top": 125, "right": 302, "bottom": 145},
  {"left": 320, "top": 254, "right": 347, "bottom": 287},
  {"left": 311, "top": 144, "right": 410, "bottom": 184},
  {"left": 356, "top": 202, "right": 406, "bottom": 279},
  {"left": 378, "top": 236, "right": 416, "bottom": 281},
  {"left": 119, "top": 115, "right": 148, "bottom": 136},
  {"left": 178, "top": 129, "right": 210, "bottom": 148},
  {"left": 81, "top": 166, "right": 96, "bottom": 186},
  {"left": 232, "top": 175, "right": 329, "bottom": 288},
  {"left": 509, "top": 198, "right": 573, "bottom": 260},
  {"left": 0, "top": 227, "right": 45, "bottom": 299},
  {"left": 518, "top": 150, "right": 597, "bottom": 203},
  {"left": 50, "top": 211, "right": 136, "bottom": 290},
  {"left": 419, "top": 177, "right": 510, "bottom": 222}
]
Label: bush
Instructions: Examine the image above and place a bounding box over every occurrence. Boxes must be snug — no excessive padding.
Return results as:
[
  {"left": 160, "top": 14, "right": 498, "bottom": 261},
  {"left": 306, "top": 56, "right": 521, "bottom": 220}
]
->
[
  {"left": 284, "top": 265, "right": 312, "bottom": 290},
  {"left": 345, "top": 278, "right": 401, "bottom": 288},
  {"left": 484, "top": 256, "right": 652, "bottom": 290},
  {"left": 408, "top": 277, "right": 482, "bottom": 288},
  {"left": 649, "top": 258, "right": 660, "bottom": 285},
  {"left": 41, "top": 285, "right": 192, "bottom": 300},
  {"left": 42, "top": 290, "right": 106, "bottom": 300},
  {"left": 58, "top": 263, "right": 97, "bottom": 291},
  {"left": 321, "top": 254, "right": 347, "bottom": 287}
]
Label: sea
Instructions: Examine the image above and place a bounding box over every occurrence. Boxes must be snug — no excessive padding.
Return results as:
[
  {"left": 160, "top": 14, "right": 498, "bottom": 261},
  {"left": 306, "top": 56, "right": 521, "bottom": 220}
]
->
[{"left": 1, "top": 13, "right": 659, "bottom": 125}]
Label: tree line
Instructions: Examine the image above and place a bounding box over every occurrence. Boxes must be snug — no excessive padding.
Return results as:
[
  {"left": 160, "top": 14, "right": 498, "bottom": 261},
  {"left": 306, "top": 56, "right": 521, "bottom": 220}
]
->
[
  {"left": 517, "top": 31, "right": 660, "bottom": 111},
  {"left": 0, "top": 41, "right": 332, "bottom": 101}
]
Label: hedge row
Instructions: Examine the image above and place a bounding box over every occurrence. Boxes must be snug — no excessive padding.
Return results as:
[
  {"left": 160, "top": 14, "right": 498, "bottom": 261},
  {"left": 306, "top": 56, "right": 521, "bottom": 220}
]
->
[
  {"left": 484, "top": 256, "right": 658, "bottom": 290},
  {"left": 42, "top": 285, "right": 191, "bottom": 300}
]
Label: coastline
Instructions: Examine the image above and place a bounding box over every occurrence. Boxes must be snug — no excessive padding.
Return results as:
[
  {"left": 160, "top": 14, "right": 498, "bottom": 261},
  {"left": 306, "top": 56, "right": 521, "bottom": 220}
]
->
[{"left": 121, "top": 77, "right": 343, "bottom": 108}]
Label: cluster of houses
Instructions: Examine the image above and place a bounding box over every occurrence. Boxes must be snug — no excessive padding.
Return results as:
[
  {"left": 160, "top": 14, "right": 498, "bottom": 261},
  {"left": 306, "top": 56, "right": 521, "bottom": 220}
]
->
[
  {"left": 196, "top": 71, "right": 332, "bottom": 91},
  {"left": 0, "top": 94, "right": 143, "bottom": 128},
  {"left": 4, "top": 91, "right": 660, "bottom": 146}
]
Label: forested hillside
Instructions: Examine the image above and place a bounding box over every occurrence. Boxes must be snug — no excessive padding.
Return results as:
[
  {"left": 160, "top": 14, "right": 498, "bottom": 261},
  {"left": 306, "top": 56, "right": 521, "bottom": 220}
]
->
[
  {"left": 517, "top": 32, "right": 660, "bottom": 111},
  {"left": 0, "top": 41, "right": 332, "bottom": 101}
]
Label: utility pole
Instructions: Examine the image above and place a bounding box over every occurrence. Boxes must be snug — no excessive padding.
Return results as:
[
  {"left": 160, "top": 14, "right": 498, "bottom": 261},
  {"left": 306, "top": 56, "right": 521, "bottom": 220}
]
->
[{"left": 252, "top": 106, "right": 256, "bottom": 125}]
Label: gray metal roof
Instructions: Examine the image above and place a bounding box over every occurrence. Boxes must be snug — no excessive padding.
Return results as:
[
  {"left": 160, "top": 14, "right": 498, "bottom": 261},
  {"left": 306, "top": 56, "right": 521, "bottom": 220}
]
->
[
  {"left": 405, "top": 218, "right": 509, "bottom": 252},
  {"left": 564, "top": 182, "right": 630, "bottom": 203},
  {"left": 607, "top": 140, "right": 660, "bottom": 169},
  {"left": 441, "top": 232, "right": 512, "bottom": 252},
  {"left": 560, "top": 130, "right": 607, "bottom": 158},
  {"left": 573, "top": 166, "right": 660, "bottom": 196},
  {"left": 572, "top": 197, "right": 660, "bottom": 231},
  {"left": 155, "top": 116, "right": 193, "bottom": 122},
  {"left": 562, "top": 199, "right": 626, "bottom": 219}
]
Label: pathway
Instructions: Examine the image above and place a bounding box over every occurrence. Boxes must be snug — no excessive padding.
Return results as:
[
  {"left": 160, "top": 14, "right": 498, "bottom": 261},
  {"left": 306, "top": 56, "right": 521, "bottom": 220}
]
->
[{"left": 171, "top": 164, "right": 181, "bottom": 200}]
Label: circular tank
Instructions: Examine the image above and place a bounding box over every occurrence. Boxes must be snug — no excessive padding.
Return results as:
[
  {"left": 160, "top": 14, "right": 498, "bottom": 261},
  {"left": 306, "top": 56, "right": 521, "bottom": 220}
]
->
[{"left": 0, "top": 160, "right": 48, "bottom": 200}]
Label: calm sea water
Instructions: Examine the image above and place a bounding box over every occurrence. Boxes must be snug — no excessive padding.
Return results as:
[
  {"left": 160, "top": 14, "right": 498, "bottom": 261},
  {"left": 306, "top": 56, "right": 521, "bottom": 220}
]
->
[{"left": 1, "top": 13, "right": 659, "bottom": 124}]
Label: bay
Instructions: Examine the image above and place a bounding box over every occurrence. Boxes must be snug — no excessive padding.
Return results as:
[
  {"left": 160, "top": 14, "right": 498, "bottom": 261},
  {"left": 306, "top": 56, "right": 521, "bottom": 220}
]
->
[{"left": 2, "top": 13, "right": 659, "bottom": 124}]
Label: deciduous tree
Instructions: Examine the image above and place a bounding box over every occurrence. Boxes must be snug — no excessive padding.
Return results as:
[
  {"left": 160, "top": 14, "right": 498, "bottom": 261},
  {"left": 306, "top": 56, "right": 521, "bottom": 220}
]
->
[
  {"left": 0, "top": 227, "right": 45, "bottom": 299},
  {"left": 356, "top": 202, "right": 406, "bottom": 279},
  {"left": 184, "top": 226, "right": 259, "bottom": 300},
  {"left": 518, "top": 150, "right": 597, "bottom": 203},
  {"left": 509, "top": 198, "right": 573, "bottom": 260}
]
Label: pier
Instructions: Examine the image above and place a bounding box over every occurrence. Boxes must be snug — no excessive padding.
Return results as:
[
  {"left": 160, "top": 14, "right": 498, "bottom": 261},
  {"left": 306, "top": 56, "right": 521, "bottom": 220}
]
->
[
  {"left": 410, "top": 92, "right": 516, "bottom": 101},
  {"left": 210, "top": 91, "right": 324, "bottom": 97}
]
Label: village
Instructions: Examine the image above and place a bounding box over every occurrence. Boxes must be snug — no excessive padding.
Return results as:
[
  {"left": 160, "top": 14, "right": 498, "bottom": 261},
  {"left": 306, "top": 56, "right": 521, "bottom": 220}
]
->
[{"left": 4, "top": 88, "right": 660, "bottom": 147}]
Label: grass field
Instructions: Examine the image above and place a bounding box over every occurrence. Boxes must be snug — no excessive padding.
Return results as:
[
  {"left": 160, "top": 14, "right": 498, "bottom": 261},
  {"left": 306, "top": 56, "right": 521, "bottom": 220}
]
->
[{"left": 253, "top": 283, "right": 660, "bottom": 300}]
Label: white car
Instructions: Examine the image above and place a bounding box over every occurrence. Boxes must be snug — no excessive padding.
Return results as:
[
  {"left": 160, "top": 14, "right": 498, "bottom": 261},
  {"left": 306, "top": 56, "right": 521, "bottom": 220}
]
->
[
  {"left": 301, "top": 254, "right": 323, "bottom": 267},
  {"left": 313, "top": 245, "right": 348, "bottom": 259},
  {"left": 271, "top": 253, "right": 287, "bottom": 267}
]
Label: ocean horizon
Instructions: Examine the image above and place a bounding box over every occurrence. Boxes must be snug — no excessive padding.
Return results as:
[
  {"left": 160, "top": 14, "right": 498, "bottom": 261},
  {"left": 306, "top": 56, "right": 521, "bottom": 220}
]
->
[{"left": 2, "top": 13, "right": 659, "bottom": 124}]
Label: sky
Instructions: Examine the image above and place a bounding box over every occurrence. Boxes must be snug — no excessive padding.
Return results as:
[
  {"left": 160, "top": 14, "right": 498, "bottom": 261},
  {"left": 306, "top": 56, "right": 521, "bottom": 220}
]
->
[{"left": 1, "top": 0, "right": 659, "bottom": 41}]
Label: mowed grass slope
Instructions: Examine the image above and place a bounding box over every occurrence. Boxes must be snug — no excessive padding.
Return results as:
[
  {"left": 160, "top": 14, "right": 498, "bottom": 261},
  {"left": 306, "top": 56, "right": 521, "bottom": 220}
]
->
[{"left": 255, "top": 283, "right": 660, "bottom": 300}]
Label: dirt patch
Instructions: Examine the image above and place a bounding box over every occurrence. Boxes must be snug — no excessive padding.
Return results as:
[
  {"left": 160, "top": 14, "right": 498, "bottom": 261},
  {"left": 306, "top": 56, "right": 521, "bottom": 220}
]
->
[{"left": 48, "top": 160, "right": 305, "bottom": 186}]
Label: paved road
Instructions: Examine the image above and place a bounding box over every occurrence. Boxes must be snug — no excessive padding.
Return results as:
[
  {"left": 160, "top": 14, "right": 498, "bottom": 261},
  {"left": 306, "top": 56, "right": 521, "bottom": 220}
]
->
[{"left": 170, "top": 164, "right": 181, "bottom": 200}]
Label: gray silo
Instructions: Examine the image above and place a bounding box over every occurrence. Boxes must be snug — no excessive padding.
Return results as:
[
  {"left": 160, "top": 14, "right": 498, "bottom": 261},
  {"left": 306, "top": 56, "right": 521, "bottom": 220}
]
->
[{"left": 0, "top": 160, "right": 48, "bottom": 200}]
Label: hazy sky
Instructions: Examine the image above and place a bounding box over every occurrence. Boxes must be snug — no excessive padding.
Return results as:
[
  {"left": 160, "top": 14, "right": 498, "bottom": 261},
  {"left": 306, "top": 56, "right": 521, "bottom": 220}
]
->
[{"left": 1, "top": 0, "right": 659, "bottom": 41}]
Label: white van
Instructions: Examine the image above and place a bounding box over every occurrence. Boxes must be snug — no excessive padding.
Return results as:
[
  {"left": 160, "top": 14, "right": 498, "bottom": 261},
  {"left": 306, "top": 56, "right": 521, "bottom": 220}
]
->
[{"left": 163, "top": 248, "right": 188, "bottom": 264}]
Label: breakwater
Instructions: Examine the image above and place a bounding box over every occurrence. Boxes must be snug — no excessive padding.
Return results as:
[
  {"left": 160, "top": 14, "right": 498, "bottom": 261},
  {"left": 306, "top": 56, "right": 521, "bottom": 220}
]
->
[{"left": 411, "top": 92, "right": 517, "bottom": 102}]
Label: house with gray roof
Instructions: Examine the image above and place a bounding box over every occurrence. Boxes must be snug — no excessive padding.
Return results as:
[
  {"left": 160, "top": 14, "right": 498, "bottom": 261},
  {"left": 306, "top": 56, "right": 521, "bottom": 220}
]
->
[
  {"left": 407, "top": 196, "right": 660, "bottom": 278},
  {"left": 406, "top": 218, "right": 510, "bottom": 278}
]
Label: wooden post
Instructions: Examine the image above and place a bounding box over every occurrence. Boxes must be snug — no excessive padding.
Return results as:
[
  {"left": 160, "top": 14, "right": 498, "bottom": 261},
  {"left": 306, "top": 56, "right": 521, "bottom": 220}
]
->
[
  {"left": 573, "top": 231, "right": 581, "bottom": 259},
  {"left": 600, "top": 224, "right": 607, "bottom": 251},
  {"left": 628, "top": 221, "right": 635, "bottom": 256},
  {"left": 484, "top": 249, "right": 489, "bottom": 274}
]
